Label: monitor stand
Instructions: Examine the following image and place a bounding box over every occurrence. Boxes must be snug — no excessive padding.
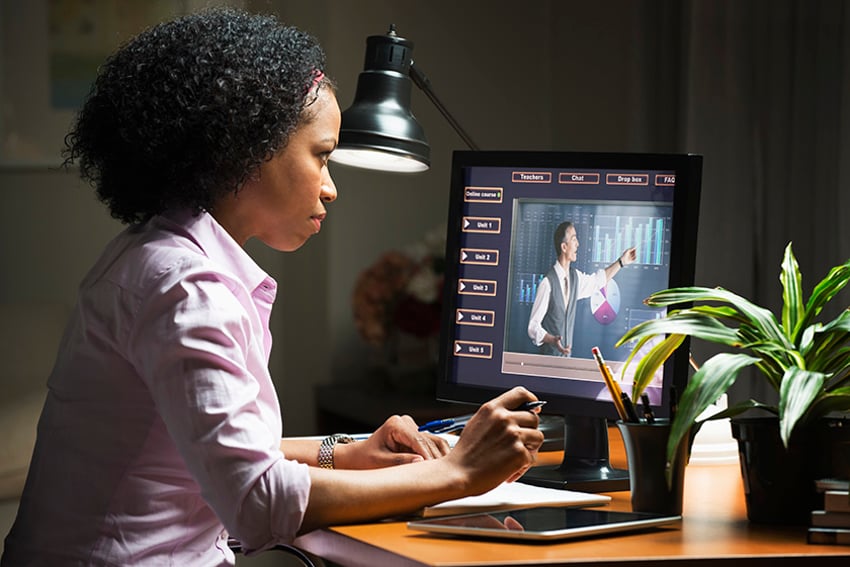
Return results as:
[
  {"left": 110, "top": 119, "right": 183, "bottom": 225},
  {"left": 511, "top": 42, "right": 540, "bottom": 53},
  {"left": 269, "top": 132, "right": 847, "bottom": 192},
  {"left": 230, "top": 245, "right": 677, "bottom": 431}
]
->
[{"left": 519, "top": 414, "right": 630, "bottom": 493}]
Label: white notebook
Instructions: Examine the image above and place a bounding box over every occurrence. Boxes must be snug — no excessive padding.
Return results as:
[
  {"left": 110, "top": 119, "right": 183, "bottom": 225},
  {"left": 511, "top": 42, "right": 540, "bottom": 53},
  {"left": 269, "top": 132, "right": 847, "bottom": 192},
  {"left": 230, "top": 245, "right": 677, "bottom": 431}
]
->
[{"left": 424, "top": 481, "right": 610, "bottom": 517}]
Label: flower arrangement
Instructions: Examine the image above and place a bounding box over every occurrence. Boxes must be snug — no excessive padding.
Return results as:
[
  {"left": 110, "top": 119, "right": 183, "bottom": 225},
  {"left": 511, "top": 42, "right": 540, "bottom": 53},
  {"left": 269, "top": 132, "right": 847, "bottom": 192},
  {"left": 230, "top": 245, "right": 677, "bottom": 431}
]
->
[{"left": 352, "top": 227, "right": 446, "bottom": 349}]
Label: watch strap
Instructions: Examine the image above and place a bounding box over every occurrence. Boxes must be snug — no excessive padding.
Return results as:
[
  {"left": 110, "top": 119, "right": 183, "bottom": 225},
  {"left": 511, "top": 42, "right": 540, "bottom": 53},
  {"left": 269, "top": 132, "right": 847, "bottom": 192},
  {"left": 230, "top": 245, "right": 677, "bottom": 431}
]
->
[{"left": 318, "top": 434, "right": 355, "bottom": 469}]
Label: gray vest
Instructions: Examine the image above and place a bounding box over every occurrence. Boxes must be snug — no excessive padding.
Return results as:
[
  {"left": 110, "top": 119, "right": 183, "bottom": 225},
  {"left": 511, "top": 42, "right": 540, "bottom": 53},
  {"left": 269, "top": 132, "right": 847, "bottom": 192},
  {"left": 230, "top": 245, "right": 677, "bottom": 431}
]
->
[{"left": 539, "top": 266, "right": 579, "bottom": 356}]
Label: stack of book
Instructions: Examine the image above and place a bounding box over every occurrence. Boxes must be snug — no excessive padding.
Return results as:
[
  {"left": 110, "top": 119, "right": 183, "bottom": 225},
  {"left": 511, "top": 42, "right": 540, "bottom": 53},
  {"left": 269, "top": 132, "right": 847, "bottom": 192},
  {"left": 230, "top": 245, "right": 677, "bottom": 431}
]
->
[{"left": 808, "top": 478, "right": 850, "bottom": 546}]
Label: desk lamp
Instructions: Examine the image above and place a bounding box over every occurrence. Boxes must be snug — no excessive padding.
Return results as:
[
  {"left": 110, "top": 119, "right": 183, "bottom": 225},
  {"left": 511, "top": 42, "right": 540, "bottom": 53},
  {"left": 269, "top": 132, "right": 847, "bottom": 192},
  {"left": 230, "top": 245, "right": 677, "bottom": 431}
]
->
[{"left": 330, "top": 25, "right": 479, "bottom": 173}]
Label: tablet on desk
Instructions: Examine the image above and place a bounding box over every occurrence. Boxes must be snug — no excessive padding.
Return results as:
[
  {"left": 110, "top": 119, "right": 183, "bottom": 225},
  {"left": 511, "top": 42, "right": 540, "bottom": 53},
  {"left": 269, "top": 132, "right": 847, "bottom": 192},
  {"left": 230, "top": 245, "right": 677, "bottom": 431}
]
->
[{"left": 407, "top": 506, "right": 681, "bottom": 542}]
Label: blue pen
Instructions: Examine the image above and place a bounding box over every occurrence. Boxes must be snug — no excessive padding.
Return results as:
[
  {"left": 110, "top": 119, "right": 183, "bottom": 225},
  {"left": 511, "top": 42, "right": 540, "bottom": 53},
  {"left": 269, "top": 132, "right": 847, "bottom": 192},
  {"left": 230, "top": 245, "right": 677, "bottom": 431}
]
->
[
  {"left": 418, "top": 418, "right": 455, "bottom": 432},
  {"left": 433, "top": 423, "right": 466, "bottom": 434},
  {"left": 432, "top": 417, "right": 473, "bottom": 434},
  {"left": 420, "top": 402, "right": 545, "bottom": 433}
]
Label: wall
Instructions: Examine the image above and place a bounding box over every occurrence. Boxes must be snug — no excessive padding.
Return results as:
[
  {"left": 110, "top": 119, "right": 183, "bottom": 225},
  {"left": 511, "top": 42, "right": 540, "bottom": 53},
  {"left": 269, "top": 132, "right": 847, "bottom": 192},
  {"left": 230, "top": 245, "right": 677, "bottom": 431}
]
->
[
  {"left": 0, "top": 1, "right": 687, "bottom": 436},
  {"left": 269, "top": 0, "right": 689, "bottom": 433},
  {"left": 254, "top": 0, "right": 564, "bottom": 433}
]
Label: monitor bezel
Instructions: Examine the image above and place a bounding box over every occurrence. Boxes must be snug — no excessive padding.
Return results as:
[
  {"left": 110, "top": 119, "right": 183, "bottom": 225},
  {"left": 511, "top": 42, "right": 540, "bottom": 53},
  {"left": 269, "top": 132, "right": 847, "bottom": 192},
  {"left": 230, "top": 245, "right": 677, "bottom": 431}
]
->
[{"left": 435, "top": 150, "right": 703, "bottom": 421}]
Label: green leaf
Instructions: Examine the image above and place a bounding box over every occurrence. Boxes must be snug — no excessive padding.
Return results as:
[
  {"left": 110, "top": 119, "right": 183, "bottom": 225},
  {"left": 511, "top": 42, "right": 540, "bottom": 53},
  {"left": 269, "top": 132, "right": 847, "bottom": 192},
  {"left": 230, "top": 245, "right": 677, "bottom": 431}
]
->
[
  {"left": 667, "top": 353, "right": 761, "bottom": 473},
  {"left": 703, "top": 398, "right": 777, "bottom": 420},
  {"left": 618, "top": 333, "right": 659, "bottom": 376},
  {"left": 807, "top": 388, "right": 850, "bottom": 416},
  {"left": 817, "top": 309, "right": 850, "bottom": 334},
  {"left": 824, "top": 363, "right": 850, "bottom": 389},
  {"left": 628, "top": 334, "right": 685, "bottom": 400},
  {"left": 780, "top": 243, "right": 804, "bottom": 341},
  {"left": 616, "top": 309, "right": 742, "bottom": 349},
  {"left": 778, "top": 367, "right": 826, "bottom": 446},
  {"left": 646, "top": 287, "right": 790, "bottom": 349},
  {"left": 799, "top": 259, "right": 850, "bottom": 334},
  {"left": 688, "top": 304, "right": 742, "bottom": 321},
  {"left": 748, "top": 357, "right": 784, "bottom": 392},
  {"left": 802, "top": 321, "right": 850, "bottom": 374}
]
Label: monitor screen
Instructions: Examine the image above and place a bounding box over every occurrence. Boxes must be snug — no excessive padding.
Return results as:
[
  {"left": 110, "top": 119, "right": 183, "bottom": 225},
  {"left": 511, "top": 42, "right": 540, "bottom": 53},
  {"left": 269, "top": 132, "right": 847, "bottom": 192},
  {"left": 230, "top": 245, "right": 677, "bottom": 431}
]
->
[{"left": 436, "top": 150, "right": 703, "bottom": 492}]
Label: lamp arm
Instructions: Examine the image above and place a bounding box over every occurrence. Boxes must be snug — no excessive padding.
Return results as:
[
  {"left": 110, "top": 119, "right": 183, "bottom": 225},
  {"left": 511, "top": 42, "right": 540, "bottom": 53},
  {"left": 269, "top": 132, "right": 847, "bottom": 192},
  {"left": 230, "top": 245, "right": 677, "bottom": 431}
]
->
[{"left": 409, "top": 62, "right": 480, "bottom": 151}]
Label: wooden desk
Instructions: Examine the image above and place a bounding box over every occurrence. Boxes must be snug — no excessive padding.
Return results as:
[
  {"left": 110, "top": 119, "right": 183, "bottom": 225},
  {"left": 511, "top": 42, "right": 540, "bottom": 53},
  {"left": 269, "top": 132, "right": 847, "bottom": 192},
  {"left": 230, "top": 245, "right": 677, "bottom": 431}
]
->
[{"left": 296, "top": 431, "right": 850, "bottom": 566}]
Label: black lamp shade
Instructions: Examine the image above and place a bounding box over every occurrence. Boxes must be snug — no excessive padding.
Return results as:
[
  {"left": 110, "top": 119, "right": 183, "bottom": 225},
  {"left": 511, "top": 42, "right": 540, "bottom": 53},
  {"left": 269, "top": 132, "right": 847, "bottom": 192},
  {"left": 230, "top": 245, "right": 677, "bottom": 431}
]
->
[{"left": 331, "top": 28, "right": 431, "bottom": 173}]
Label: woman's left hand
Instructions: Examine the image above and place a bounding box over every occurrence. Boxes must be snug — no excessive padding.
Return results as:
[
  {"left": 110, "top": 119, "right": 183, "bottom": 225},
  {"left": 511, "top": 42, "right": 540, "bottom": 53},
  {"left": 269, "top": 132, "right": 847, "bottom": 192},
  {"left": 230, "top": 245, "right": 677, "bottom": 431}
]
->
[{"left": 333, "top": 414, "right": 451, "bottom": 469}]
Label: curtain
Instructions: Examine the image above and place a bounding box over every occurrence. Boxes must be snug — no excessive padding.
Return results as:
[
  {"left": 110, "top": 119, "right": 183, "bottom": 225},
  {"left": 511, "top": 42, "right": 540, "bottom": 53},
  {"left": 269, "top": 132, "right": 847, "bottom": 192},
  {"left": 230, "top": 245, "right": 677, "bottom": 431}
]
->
[{"left": 678, "top": 0, "right": 850, "bottom": 402}]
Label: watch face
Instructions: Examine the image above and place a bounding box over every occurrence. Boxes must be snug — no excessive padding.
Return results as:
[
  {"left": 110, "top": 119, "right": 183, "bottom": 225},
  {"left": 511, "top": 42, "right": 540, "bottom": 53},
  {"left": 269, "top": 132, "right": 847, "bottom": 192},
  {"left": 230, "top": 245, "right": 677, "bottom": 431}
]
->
[{"left": 590, "top": 280, "right": 620, "bottom": 324}]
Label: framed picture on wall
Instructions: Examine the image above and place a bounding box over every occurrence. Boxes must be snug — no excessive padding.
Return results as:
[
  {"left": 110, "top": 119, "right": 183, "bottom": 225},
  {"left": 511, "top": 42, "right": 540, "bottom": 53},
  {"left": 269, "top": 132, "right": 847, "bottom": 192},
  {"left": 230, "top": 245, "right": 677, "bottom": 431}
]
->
[{"left": 0, "top": 1, "right": 195, "bottom": 169}]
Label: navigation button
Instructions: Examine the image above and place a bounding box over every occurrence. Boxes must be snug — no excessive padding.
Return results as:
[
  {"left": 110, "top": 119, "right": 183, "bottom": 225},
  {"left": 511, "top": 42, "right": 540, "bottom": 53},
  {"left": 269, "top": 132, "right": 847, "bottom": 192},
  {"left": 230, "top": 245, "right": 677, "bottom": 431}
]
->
[
  {"left": 454, "top": 340, "right": 493, "bottom": 359},
  {"left": 464, "top": 187, "right": 503, "bottom": 203},
  {"left": 457, "top": 279, "right": 497, "bottom": 296},
  {"left": 460, "top": 248, "right": 499, "bottom": 266},
  {"left": 559, "top": 172, "right": 601, "bottom": 185},
  {"left": 606, "top": 173, "right": 649, "bottom": 186},
  {"left": 655, "top": 174, "right": 676, "bottom": 186},
  {"left": 456, "top": 308, "right": 495, "bottom": 327},
  {"left": 512, "top": 171, "right": 552, "bottom": 183},
  {"left": 462, "top": 216, "right": 501, "bottom": 234}
]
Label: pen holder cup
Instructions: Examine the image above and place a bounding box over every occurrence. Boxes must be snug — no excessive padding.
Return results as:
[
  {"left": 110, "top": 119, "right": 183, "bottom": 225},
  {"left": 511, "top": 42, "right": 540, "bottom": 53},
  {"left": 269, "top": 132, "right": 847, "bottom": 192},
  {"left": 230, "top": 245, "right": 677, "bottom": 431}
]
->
[{"left": 617, "top": 420, "right": 688, "bottom": 516}]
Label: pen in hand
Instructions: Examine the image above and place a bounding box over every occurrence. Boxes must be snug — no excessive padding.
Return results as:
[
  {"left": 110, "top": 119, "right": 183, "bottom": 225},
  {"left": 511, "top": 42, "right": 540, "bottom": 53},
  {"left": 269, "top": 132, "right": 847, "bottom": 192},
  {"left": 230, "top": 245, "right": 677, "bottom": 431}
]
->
[
  {"left": 513, "top": 400, "right": 546, "bottom": 412},
  {"left": 418, "top": 414, "right": 472, "bottom": 433},
  {"left": 418, "top": 401, "right": 546, "bottom": 433},
  {"left": 418, "top": 418, "right": 455, "bottom": 432}
]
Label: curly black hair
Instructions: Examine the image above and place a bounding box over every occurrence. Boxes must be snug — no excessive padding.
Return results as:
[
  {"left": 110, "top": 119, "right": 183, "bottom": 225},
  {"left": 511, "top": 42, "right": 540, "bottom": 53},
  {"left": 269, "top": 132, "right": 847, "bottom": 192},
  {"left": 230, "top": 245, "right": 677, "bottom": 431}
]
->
[{"left": 63, "top": 8, "right": 328, "bottom": 225}]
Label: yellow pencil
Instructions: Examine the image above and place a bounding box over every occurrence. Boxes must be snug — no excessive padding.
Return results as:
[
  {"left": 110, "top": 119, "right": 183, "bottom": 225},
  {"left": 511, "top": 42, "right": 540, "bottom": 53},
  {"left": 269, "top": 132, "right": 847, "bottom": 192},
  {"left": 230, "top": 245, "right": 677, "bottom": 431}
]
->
[{"left": 591, "top": 346, "right": 628, "bottom": 421}]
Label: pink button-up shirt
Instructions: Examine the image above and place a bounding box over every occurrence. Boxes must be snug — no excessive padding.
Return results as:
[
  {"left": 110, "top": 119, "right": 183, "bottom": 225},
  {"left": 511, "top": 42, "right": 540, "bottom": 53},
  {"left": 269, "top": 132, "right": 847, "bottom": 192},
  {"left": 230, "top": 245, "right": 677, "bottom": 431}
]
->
[{"left": 2, "top": 210, "right": 311, "bottom": 566}]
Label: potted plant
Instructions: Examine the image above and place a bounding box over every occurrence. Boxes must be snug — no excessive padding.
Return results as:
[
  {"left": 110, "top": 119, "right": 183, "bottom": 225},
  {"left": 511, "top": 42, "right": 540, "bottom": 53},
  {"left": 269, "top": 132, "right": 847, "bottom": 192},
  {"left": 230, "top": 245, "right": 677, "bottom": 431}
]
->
[{"left": 616, "top": 243, "right": 850, "bottom": 524}]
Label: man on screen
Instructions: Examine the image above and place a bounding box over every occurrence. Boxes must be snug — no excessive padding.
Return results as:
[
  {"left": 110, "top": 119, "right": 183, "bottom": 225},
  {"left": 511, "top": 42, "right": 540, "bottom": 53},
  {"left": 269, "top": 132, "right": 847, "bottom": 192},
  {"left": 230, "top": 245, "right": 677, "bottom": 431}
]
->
[{"left": 527, "top": 221, "right": 636, "bottom": 357}]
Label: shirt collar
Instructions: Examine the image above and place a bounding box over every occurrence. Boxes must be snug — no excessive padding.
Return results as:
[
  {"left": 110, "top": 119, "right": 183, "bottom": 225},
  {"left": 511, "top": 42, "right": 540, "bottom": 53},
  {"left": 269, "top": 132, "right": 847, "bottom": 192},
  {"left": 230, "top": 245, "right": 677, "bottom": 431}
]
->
[
  {"left": 553, "top": 262, "right": 568, "bottom": 281},
  {"left": 157, "top": 210, "right": 273, "bottom": 293}
]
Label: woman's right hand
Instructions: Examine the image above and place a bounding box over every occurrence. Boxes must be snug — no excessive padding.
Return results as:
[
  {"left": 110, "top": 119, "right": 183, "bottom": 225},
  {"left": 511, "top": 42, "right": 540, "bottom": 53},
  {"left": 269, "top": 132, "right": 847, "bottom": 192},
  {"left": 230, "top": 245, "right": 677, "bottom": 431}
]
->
[{"left": 446, "top": 386, "right": 545, "bottom": 492}]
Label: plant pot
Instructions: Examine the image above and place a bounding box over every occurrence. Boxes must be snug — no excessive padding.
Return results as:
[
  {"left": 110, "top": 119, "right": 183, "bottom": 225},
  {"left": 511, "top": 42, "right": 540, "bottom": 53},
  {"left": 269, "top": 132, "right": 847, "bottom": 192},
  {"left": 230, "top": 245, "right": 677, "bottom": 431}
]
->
[
  {"left": 617, "top": 419, "right": 689, "bottom": 516},
  {"left": 730, "top": 416, "right": 850, "bottom": 525}
]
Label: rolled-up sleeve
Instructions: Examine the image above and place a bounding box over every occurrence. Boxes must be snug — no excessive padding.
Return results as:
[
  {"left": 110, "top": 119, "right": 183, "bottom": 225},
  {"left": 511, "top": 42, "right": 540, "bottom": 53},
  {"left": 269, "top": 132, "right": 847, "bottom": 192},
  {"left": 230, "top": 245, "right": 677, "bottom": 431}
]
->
[
  {"left": 128, "top": 258, "right": 311, "bottom": 550},
  {"left": 236, "top": 459, "right": 311, "bottom": 553}
]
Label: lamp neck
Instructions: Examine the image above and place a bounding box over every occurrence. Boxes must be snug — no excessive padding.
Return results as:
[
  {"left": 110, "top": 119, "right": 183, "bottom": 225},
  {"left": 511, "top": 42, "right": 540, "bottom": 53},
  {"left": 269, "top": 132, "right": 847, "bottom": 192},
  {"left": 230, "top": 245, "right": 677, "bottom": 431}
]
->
[{"left": 409, "top": 63, "right": 480, "bottom": 151}]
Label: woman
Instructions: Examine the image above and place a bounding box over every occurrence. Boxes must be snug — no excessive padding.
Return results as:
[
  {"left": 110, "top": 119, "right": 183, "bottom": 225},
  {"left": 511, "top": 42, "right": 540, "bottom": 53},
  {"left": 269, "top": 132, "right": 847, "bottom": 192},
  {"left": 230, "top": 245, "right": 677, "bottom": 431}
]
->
[{"left": 1, "top": 8, "right": 543, "bottom": 566}]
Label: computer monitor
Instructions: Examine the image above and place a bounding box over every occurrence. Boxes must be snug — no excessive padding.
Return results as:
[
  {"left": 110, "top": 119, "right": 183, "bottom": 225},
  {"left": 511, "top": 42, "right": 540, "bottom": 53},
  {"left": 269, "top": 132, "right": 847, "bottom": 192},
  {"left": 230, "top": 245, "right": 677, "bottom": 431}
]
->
[{"left": 436, "top": 150, "right": 702, "bottom": 492}]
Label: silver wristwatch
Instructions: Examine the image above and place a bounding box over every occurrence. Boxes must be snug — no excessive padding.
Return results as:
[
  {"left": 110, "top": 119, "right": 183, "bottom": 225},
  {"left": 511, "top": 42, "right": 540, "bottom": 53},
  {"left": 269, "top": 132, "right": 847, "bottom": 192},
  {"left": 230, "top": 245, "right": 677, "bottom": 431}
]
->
[{"left": 317, "top": 434, "right": 355, "bottom": 469}]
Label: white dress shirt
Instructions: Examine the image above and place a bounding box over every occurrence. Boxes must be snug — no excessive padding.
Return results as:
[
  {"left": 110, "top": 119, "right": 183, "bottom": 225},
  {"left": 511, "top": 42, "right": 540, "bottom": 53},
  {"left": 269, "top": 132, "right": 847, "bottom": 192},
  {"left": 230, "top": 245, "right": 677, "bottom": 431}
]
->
[{"left": 527, "top": 262, "right": 607, "bottom": 345}]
